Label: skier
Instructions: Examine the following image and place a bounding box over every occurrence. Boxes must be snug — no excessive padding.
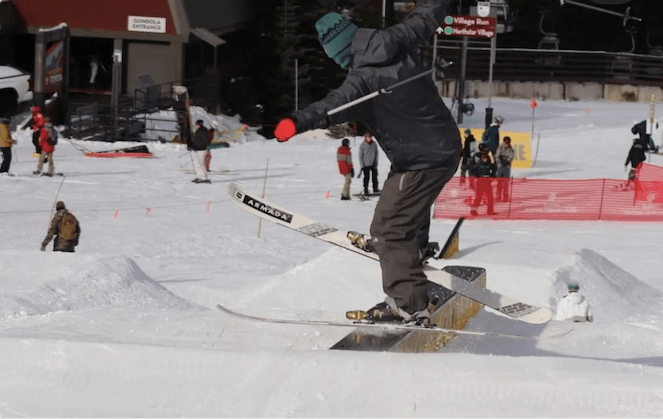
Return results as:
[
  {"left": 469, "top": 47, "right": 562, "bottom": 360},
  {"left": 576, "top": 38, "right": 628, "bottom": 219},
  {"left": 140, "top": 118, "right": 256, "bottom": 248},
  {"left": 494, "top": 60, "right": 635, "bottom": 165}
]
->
[
  {"left": 189, "top": 120, "right": 211, "bottom": 183},
  {"left": 358, "top": 132, "right": 379, "bottom": 195},
  {"left": 495, "top": 136, "right": 515, "bottom": 202},
  {"left": 41, "top": 201, "right": 81, "bottom": 253},
  {"left": 337, "top": 138, "right": 354, "bottom": 200},
  {"left": 0, "top": 117, "right": 15, "bottom": 174},
  {"left": 555, "top": 282, "right": 593, "bottom": 322},
  {"left": 482, "top": 115, "right": 503, "bottom": 157},
  {"left": 273, "top": 0, "right": 461, "bottom": 325},
  {"left": 34, "top": 120, "right": 55, "bottom": 176},
  {"left": 459, "top": 128, "right": 476, "bottom": 187},
  {"left": 469, "top": 149, "right": 496, "bottom": 216}
]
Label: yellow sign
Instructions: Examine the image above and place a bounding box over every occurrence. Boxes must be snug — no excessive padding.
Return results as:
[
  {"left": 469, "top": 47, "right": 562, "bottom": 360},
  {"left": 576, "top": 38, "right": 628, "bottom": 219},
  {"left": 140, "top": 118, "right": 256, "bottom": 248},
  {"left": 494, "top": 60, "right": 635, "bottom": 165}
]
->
[{"left": 460, "top": 128, "right": 532, "bottom": 169}]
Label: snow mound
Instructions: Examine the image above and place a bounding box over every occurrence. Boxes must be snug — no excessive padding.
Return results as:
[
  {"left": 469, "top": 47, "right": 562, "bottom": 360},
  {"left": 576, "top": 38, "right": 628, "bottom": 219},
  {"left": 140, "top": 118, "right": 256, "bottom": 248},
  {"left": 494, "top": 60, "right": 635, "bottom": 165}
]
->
[
  {"left": 550, "top": 249, "right": 663, "bottom": 323},
  {"left": 0, "top": 251, "right": 197, "bottom": 319}
]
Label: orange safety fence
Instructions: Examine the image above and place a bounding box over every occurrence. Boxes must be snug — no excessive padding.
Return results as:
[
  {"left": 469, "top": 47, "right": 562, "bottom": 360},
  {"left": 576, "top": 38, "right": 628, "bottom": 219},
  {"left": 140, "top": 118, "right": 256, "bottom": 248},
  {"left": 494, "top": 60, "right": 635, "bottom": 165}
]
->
[{"left": 433, "top": 163, "right": 663, "bottom": 221}]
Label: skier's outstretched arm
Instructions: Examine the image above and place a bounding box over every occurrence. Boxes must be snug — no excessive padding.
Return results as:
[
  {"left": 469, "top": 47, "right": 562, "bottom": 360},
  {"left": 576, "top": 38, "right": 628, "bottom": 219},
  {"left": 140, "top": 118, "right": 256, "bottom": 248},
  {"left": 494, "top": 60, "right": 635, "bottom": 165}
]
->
[{"left": 384, "top": 0, "right": 450, "bottom": 51}]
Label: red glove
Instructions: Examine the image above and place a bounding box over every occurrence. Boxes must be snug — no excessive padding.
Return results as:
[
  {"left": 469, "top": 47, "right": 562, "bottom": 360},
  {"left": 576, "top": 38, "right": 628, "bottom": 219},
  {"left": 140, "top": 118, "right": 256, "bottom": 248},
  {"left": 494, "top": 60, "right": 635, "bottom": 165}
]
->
[{"left": 275, "top": 118, "right": 297, "bottom": 142}]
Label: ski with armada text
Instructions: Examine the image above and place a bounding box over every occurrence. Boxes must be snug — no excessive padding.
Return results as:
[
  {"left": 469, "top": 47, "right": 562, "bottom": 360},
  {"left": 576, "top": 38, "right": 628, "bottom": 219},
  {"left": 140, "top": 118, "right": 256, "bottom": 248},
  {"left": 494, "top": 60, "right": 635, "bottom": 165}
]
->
[
  {"left": 216, "top": 304, "right": 571, "bottom": 340},
  {"left": 227, "top": 182, "right": 553, "bottom": 324}
]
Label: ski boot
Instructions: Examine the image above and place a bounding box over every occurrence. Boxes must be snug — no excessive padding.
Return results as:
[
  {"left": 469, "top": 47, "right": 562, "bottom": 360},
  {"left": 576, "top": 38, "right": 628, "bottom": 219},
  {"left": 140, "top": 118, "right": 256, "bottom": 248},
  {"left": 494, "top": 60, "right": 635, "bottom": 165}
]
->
[
  {"left": 420, "top": 242, "right": 440, "bottom": 265},
  {"left": 347, "top": 231, "right": 375, "bottom": 252}
]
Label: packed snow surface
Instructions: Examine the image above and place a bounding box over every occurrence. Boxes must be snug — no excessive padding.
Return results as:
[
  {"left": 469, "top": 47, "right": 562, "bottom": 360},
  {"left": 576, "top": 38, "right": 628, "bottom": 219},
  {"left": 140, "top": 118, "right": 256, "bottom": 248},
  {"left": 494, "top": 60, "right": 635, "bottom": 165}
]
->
[{"left": 2, "top": 98, "right": 663, "bottom": 417}]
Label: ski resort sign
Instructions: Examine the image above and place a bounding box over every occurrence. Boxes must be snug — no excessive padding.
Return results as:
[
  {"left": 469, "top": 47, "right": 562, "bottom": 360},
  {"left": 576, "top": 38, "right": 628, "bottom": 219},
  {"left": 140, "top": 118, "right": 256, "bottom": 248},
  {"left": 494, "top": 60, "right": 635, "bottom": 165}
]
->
[
  {"left": 437, "top": 15, "right": 496, "bottom": 38},
  {"left": 128, "top": 16, "right": 166, "bottom": 34}
]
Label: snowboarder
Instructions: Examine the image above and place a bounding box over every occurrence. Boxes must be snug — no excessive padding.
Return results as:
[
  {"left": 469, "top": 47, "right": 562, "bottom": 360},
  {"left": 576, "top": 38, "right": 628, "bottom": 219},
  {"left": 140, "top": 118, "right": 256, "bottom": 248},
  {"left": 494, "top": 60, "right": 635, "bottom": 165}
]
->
[
  {"left": 482, "top": 115, "right": 503, "bottom": 157},
  {"left": 555, "top": 282, "right": 593, "bottom": 323},
  {"left": 41, "top": 201, "right": 81, "bottom": 253},
  {"left": 460, "top": 128, "right": 476, "bottom": 187},
  {"left": 189, "top": 120, "right": 211, "bottom": 183},
  {"left": 624, "top": 137, "right": 646, "bottom": 189},
  {"left": 469, "top": 149, "right": 496, "bottom": 216},
  {"left": 358, "top": 132, "right": 379, "bottom": 195},
  {"left": 273, "top": 0, "right": 461, "bottom": 325},
  {"left": 34, "top": 120, "right": 56, "bottom": 176},
  {"left": 337, "top": 138, "right": 354, "bottom": 200},
  {"left": 0, "top": 117, "right": 15, "bottom": 174},
  {"left": 495, "top": 136, "right": 515, "bottom": 202}
]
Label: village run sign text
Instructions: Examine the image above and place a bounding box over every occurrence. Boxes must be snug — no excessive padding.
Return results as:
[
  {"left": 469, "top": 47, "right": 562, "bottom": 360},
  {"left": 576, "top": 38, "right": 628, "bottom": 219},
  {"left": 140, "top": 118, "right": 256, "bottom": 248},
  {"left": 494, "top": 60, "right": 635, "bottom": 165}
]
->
[
  {"left": 437, "top": 15, "right": 495, "bottom": 38},
  {"left": 128, "top": 16, "right": 167, "bottom": 33}
]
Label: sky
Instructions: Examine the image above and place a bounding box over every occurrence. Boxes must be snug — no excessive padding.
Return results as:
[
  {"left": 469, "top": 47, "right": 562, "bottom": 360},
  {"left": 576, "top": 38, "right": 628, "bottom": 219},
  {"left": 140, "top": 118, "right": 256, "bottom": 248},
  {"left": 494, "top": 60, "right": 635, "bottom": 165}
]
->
[{"left": 1, "top": 96, "right": 663, "bottom": 417}]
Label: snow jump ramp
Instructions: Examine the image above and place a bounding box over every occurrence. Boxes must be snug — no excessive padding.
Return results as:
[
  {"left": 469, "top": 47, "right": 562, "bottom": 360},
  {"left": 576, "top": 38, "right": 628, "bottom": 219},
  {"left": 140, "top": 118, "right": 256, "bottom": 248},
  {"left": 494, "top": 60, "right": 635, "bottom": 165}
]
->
[{"left": 331, "top": 266, "right": 485, "bottom": 353}]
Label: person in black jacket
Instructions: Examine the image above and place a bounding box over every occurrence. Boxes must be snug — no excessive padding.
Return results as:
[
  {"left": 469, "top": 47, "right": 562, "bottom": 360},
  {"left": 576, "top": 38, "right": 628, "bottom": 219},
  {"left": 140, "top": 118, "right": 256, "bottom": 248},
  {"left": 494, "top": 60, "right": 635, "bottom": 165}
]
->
[
  {"left": 273, "top": 1, "right": 460, "bottom": 325},
  {"left": 460, "top": 128, "right": 476, "bottom": 187},
  {"left": 189, "top": 120, "right": 211, "bottom": 183},
  {"left": 469, "top": 151, "right": 496, "bottom": 217},
  {"left": 624, "top": 137, "right": 646, "bottom": 189}
]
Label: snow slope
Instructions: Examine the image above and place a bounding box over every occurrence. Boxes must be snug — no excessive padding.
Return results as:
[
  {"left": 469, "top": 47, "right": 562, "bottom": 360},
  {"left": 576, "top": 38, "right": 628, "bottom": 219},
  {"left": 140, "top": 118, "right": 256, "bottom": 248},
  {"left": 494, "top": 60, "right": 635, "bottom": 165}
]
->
[{"left": 1, "top": 97, "right": 663, "bottom": 417}]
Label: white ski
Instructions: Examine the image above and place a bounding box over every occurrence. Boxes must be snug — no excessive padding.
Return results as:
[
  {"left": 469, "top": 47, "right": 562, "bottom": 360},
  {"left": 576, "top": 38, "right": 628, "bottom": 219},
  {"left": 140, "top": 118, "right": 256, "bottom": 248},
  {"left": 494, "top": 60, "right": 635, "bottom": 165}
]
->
[
  {"left": 217, "top": 304, "right": 570, "bottom": 340},
  {"left": 227, "top": 182, "right": 552, "bottom": 324}
]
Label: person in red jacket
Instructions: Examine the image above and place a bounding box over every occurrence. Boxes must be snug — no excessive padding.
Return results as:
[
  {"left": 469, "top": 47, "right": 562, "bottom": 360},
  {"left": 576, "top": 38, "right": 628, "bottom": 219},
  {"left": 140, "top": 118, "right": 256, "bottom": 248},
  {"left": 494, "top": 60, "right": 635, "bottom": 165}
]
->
[
  {"left": 31, "top": 105, "right": 45, "bottom": 156},
  {"left": 34, "top": 120, "right": 55, "bottom": 176},
  {"left": 337, "top": 138, "right": 354, "bottom": 200}
]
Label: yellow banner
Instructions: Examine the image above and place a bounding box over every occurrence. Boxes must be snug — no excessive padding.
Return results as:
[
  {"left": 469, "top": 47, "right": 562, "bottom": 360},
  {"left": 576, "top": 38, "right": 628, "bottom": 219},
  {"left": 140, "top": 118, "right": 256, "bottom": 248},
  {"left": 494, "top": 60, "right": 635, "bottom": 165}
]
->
[{"left": 460, "top": 128, "right": 532, "bottom": 169}]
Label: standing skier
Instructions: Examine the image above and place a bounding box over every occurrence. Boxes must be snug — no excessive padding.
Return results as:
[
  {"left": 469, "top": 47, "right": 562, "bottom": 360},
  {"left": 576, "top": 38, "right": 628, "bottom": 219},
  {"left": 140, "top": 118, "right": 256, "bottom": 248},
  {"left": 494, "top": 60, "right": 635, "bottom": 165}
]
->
[
  {"left": 459, "top": 128, "right": 476, "bottom": 187},
  {"left": 358, "top": 132, "right": 380, "bottom": 195},
  {"left": 189, "top": 120, "right": 211, "bottom": 183},
  {"left": 34, "top": 120, "right": 55, "bottom": 176},
  {"left": 337, "top": 138, "right": 354, "bottom": 200},
  {"left": 482, "top": 115, "right": 503, "bottom": 157},
  {"left": 0, "top": 117, "right": 15, "bottom": 174},
  {"left": 495, "top": 136, "right": 514, "bottom": 202},
  {"left": 273, "top": 0, "right": 461, "bottom": 325}
]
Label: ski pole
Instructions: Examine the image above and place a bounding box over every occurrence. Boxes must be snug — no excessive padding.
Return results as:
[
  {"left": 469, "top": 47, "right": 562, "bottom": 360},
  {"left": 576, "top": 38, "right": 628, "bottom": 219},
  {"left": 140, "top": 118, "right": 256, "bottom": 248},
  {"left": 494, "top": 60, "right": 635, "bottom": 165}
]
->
[{"left": 326, "top": 59, "right": 453, "bottom": 117}]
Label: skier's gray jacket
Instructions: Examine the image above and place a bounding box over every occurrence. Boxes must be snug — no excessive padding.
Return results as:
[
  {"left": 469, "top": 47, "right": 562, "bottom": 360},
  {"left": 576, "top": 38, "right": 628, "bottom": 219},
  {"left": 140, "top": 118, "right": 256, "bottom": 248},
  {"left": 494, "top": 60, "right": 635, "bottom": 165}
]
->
[{"left": 293, "top": 0, "right": 460, "bottom": 172}]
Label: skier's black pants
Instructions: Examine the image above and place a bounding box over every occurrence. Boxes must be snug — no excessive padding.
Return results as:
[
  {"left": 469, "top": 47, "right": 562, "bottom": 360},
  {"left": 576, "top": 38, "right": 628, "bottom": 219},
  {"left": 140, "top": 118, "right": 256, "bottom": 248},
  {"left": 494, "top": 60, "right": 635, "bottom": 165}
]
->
[
  {"left": 362, "top": 165, "right": 378, "bottom": 192},
  {"left": 370, "top": 165, "right": 457, "bottom": 315},
  {"left": 0, "top": 147, "right": 11, "bottom": 172},
  {"left": 32, "top": 130, "right": 41, "bottom": 154}
]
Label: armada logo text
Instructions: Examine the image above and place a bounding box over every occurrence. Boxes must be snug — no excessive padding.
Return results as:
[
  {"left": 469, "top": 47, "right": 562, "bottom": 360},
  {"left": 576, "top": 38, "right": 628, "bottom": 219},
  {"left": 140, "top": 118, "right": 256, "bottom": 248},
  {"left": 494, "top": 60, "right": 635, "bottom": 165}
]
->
[{"left": 242, "top": 193, "right": 293, "bottom": 223}]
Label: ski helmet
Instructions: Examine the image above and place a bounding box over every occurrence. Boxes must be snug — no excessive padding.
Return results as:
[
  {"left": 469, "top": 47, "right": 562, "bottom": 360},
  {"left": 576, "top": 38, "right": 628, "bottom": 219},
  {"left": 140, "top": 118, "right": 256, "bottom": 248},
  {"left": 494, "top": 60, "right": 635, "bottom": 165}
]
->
[
  {"left": 494, "top": 115, "right": 504, "bottom": 124},
  {"left": 342, "top": 138, "right": 350, "bottom": 147}
]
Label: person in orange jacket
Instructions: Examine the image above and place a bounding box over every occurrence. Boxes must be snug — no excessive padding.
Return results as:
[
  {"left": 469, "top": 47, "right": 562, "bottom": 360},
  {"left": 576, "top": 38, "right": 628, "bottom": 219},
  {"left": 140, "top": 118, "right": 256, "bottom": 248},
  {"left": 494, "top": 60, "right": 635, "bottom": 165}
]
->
[{"left": 35, "top": 120, "right": 55, "bottom": 176}]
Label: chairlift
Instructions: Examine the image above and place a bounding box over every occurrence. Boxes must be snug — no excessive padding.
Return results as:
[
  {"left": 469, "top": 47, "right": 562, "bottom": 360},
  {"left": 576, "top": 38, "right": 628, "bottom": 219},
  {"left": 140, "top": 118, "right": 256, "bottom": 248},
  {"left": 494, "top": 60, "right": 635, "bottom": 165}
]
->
[{"left": 537, "top": 8, "right": 560, "bottom": 50}]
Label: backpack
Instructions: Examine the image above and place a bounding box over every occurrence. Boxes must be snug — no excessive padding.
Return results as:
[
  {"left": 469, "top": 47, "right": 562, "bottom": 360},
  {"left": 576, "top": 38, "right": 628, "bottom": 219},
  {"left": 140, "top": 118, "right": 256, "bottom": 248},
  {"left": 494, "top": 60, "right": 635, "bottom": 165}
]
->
[
  {"left": 47, "top": 128, "right": 58, "bottom": 146},
  {"left": 59, "top": 212, "right": 78, "bottom": 241}
]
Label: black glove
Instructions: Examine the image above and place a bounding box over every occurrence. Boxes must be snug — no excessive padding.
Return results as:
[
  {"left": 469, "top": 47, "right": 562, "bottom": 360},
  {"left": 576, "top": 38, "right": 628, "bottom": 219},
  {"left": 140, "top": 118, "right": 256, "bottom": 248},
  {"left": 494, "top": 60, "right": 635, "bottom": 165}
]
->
[{"left": 351, "top": 169, "right": 355, "bottom": 178}]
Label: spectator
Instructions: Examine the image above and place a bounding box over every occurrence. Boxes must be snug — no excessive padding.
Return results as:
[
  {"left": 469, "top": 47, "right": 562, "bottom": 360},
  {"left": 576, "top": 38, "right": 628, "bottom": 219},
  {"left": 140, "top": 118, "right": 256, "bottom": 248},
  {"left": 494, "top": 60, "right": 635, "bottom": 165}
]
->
[
  {"left": 495, "top": 136, "right": 515, "bottom": 202},
  {"left": 30, "top": 105, "right": 45, "bottom": 157},
  {"left": 204, "top": 120, "right": 216, "bottom": 172},
  {"left": 190, "top": 120, "right": 211, "bottom": 183},
  {"left": 460, "top": 128, "right": 477, "bottom": 187},
  {"left": 358, "top": 132, "right": 380, "bottom": 195},
  {"left": 482, "top": 115, "right": 503, "bottom": 157},
  {"left": 555, "top": 282, "right": 593, "bottom": 322},
  {"left": 469, "top": 149, "right": 496, "bottom": 217},
  {"left": 41, "top": 201, "right": 81, "bottom": 253},
  {"left": 0, "top": 117, "right": 15, "bottom": 174},
  {"left": 34, "top": 120, "right": 55, "bottom": 176},
  {"left": 337, "top": 138, "right": 354, "bottom": 200}
]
